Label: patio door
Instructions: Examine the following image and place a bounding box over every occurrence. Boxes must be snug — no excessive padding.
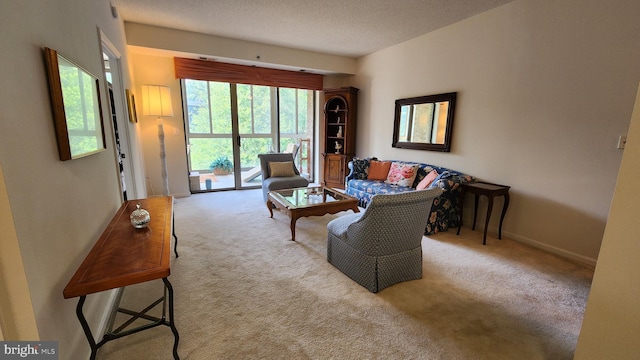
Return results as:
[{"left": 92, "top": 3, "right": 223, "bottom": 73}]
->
[{"left": 183, "top": 80, "right": 315, "bottom": 192}]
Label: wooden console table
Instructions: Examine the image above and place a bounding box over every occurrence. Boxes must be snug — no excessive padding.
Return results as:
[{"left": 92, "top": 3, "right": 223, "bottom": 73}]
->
[
  {"left": 457, "top": 182, "right": 510, "bottom": 245},
  {"left": 63, "top": 196, "right": 180, "bottom": 360}
]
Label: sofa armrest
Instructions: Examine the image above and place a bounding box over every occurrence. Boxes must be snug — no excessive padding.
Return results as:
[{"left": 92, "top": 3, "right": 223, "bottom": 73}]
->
[
  {"left": 346, "top": 161, "right": 357, "bottom": 182},
  {"left": 432, "top": 173, "right": 474, "bottom": 191},
  {"left": 346, "top": 157, "right": 377, "bottom": 182}
]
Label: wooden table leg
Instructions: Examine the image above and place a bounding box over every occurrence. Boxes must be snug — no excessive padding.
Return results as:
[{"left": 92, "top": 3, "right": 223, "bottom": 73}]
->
[
  {"left": 266, "top": 200, "right": 274, "bottom": 218},
  {"left": 472, "top": 194, "right": 480, "bottom": 230},
  {"left": 483, "top": 195, "right": 494, "bottom": 245},
  {"left": 290, "top": 214, "right": 298, "bottom": 241},
  {"left": 498, "top": 193, "right": 509, "bottom": 240}
]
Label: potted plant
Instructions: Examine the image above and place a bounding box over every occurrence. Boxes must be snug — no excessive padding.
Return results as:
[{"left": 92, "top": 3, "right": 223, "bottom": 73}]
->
[{"left": 209, "top": 156, "right": 233, "bottom": 175}]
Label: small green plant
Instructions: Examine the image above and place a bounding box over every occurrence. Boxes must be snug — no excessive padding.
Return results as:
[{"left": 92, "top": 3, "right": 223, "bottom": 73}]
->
[{"left": 209, "top": 156, "right": 233, "bottom": 174}]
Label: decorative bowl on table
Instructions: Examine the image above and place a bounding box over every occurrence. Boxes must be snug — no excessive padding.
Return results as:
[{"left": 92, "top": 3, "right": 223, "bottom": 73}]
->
[{"left": 130, "top": 203, "right": 150, "bottom": 228}]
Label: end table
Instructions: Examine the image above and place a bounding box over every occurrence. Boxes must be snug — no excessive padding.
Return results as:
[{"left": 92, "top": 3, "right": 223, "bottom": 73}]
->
[{"left": 457, "top": 181, "right": 510, "bottom": 245}]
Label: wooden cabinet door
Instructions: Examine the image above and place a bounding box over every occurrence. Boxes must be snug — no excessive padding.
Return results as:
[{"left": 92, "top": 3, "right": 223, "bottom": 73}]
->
[{"left": 324, "top": 154, "right": 346, "bottom": 189}]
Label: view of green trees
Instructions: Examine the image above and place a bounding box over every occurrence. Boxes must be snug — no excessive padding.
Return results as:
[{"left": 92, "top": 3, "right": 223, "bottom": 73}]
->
[
  {"left": 184, "top": 79, "right": 313, "bottom": 174},
  {"left": 58, "top": 57, "right": 103, "bottom": 158}
]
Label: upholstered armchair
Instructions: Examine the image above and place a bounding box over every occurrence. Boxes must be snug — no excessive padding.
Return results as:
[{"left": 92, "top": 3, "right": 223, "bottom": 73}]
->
[
  {"left": 258, "top": 152, "right": 309, "bottom": 205},
  {"left": 327, "top": 188, "right": 443, "bottom": 293}
]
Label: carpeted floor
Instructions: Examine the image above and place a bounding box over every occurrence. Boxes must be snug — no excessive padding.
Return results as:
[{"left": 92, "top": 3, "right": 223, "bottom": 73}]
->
[{"left": 96, "top": 189, "right": 593, "bottom": 359}]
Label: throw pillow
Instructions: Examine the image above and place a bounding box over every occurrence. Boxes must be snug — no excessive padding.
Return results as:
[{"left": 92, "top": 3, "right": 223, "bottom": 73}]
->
[
  {"left": 269, "top": 161, "right": 295, "bottom": 177},
  {"left": 385, "top": 162, "right": 419, "bottom": 187},
  {"left": 416, "top": 169, "right": 439, "bottom": 190},
  {"left": 350, "top": 157, "right": 371, "bottom": 180},
  {"left": 367, "top": 160, "right": 392, "bottom": 180}
]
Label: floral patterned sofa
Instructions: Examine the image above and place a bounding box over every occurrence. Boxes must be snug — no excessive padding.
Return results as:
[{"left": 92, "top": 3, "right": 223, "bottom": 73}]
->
[{"left": 345, "top": 157, "right": 474, "bottom": 235}]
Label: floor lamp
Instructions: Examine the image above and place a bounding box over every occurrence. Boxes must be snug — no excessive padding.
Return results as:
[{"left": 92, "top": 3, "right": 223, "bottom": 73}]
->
[{"left": 142, "top": 85, "right": 173, "bottom": 196}]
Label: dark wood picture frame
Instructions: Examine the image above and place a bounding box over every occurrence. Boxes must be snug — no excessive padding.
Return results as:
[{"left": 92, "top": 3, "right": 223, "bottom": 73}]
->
[
  {"left": 44, "top": 47, "right": 106, "bottom": 161},
  {"left": 126, "top": 89, "right": 138, "bottom": 123},
  {"left": 392, "top": 92, "right": 457, "bottom": 152}
]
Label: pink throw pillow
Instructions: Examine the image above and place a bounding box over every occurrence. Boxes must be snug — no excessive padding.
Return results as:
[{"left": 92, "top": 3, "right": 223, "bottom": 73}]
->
[
  {"left": 416, "top": 169, "right": 439, "bottom": 190},
  {"left": 385, "top": 162, "right": 419, "bottom": 187}
]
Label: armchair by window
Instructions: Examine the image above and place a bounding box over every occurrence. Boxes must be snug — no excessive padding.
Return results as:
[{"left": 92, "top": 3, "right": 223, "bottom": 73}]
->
[
  {"left": 327, "top": 188, "right": 443, "bottom": 293},
  {"left": 258, "top": 153, "right": 310, "bottom": 206}
]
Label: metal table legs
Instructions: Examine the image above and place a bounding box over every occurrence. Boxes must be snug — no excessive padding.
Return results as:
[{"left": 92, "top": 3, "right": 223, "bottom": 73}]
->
[
  {"left": 75, "top": 277, "right": 180, "bottom": 360},
  {"left": 173, "top": 215, "right": 179, "bottom": 258}
]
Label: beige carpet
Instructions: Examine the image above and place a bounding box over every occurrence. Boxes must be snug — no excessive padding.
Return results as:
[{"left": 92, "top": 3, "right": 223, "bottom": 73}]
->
[{"left": 97, "top": 189, "right": 593, "bottom": 360}]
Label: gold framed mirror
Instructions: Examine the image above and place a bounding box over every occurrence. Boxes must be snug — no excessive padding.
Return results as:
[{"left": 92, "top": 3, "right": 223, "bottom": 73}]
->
[
  {"left": 392, "top": 92, "right": 457, "bottom": 152},
  {"left": 44, "top": 47, "right": 106, "bottom": 160}
]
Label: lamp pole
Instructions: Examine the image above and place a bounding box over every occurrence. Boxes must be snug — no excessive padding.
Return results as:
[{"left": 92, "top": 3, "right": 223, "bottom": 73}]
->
[
  {"left": 142, "top": 85, "right": 174, "bottom": 196},
  {"left": 157, "top": 118, "right": 169, "bottom": 196}
]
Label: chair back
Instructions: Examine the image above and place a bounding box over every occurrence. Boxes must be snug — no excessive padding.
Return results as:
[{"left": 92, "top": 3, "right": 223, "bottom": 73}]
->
[
  {"left": 345, "top": 188, "right": 443, "bottom": 255},
  {"left": 284, "top": 143, "right": 300, "bottom": 159}
]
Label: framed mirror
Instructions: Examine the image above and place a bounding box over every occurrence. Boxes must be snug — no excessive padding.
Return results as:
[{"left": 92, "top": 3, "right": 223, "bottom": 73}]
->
[
  {"left": 44, "top": 47, "right": 106, "bottom": 160},
  {"left": 392, "top": 92, "right": 457, "bottom": 152}
]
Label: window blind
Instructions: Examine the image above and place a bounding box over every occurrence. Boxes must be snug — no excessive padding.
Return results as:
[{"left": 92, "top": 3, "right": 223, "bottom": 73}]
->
[{"left": 174, "top": 57, "right": 323, "bottom": 90}]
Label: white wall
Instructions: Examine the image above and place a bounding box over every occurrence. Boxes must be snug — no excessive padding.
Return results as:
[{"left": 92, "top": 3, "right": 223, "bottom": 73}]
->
[
  {"left": 353, "top": 0, "right": 640, "bottom": 263},
  {"left": 574, "top": 83, "right": 640, "bottom": 358},
  {"left": 0, "top": 1, "right": 137, "bottom": 358}
]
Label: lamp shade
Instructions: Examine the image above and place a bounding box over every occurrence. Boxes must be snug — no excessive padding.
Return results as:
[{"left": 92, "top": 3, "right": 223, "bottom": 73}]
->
[{"left": 142, "top": 85, "right": 173, "bottom": 117}]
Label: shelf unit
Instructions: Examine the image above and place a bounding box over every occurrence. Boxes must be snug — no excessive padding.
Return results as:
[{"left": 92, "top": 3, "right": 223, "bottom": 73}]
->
[{"left": 322, "top": 87, "right": 358, "bottom": 189}]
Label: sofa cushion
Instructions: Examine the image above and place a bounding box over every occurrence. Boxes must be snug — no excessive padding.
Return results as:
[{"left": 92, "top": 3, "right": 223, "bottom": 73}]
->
[
  {"left": 263, "top": 176, "right": 309, "bottom": 192},
  {"left": 416, "top": 169, "right": 439, "bottom": 190},
  {"left": 368, "top": 160, "right": 392, "bottom": 180},
  {"left": 385, "top": 162, "right": 419, "bottom": 187},
  {"left": 269, "top": 161, "right": 295, "bottom": 177},
  {"left": 347, "top": 179, "right": 414, "bottom": 194}
]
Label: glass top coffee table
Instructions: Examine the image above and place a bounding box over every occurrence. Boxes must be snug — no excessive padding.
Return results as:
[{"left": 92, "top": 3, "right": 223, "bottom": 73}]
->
[{"left": 266, "top": 186, "right": 360, "bottom": 241}]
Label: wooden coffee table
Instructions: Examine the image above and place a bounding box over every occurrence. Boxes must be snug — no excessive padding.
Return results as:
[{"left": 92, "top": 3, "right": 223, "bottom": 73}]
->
[{"left": 267, "top": 186, "right": 360, "bottom": 241}]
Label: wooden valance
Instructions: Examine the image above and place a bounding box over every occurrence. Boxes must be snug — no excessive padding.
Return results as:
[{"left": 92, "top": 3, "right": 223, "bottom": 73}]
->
[{"left": 174, "top": 57, "right": 323, "bottom": 90}]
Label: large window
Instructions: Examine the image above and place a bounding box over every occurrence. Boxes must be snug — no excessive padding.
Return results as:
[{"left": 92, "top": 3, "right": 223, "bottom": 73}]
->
[{"left": 183, "top": 79, "right": 315, "bottom": 190}]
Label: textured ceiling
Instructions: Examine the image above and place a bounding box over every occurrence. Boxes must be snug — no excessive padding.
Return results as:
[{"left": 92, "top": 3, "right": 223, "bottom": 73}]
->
[{"left": 111, "top": 0, "right": 514, "bottom": 58}]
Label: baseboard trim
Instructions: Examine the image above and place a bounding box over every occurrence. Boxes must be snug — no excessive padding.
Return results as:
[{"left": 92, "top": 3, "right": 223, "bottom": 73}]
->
[
  {"left": 502, "top": 230, "right": 597, "bottom": 268},
  {"left": 462, "top": 212, "right": 598, "bottom": 268},
  {"left": 460, "top": 215, "right": 597, "bottom": 268}
]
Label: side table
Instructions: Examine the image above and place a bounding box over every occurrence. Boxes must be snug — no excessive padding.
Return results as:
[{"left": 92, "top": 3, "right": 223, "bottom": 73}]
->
[
  {"left": 64, "top": 196, "right": 180, "bottom": 359},
  {"left": 457, "top": 181, "right": 510, "bottom": 245}
]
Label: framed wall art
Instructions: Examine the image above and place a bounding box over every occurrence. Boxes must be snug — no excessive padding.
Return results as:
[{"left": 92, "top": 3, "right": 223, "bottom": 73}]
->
[
  {"left": 126, "top": 89, "right": 138, "bottom": 123},
  {"left": 44, "top": 47, "right": 106, "bottom": 160}
]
